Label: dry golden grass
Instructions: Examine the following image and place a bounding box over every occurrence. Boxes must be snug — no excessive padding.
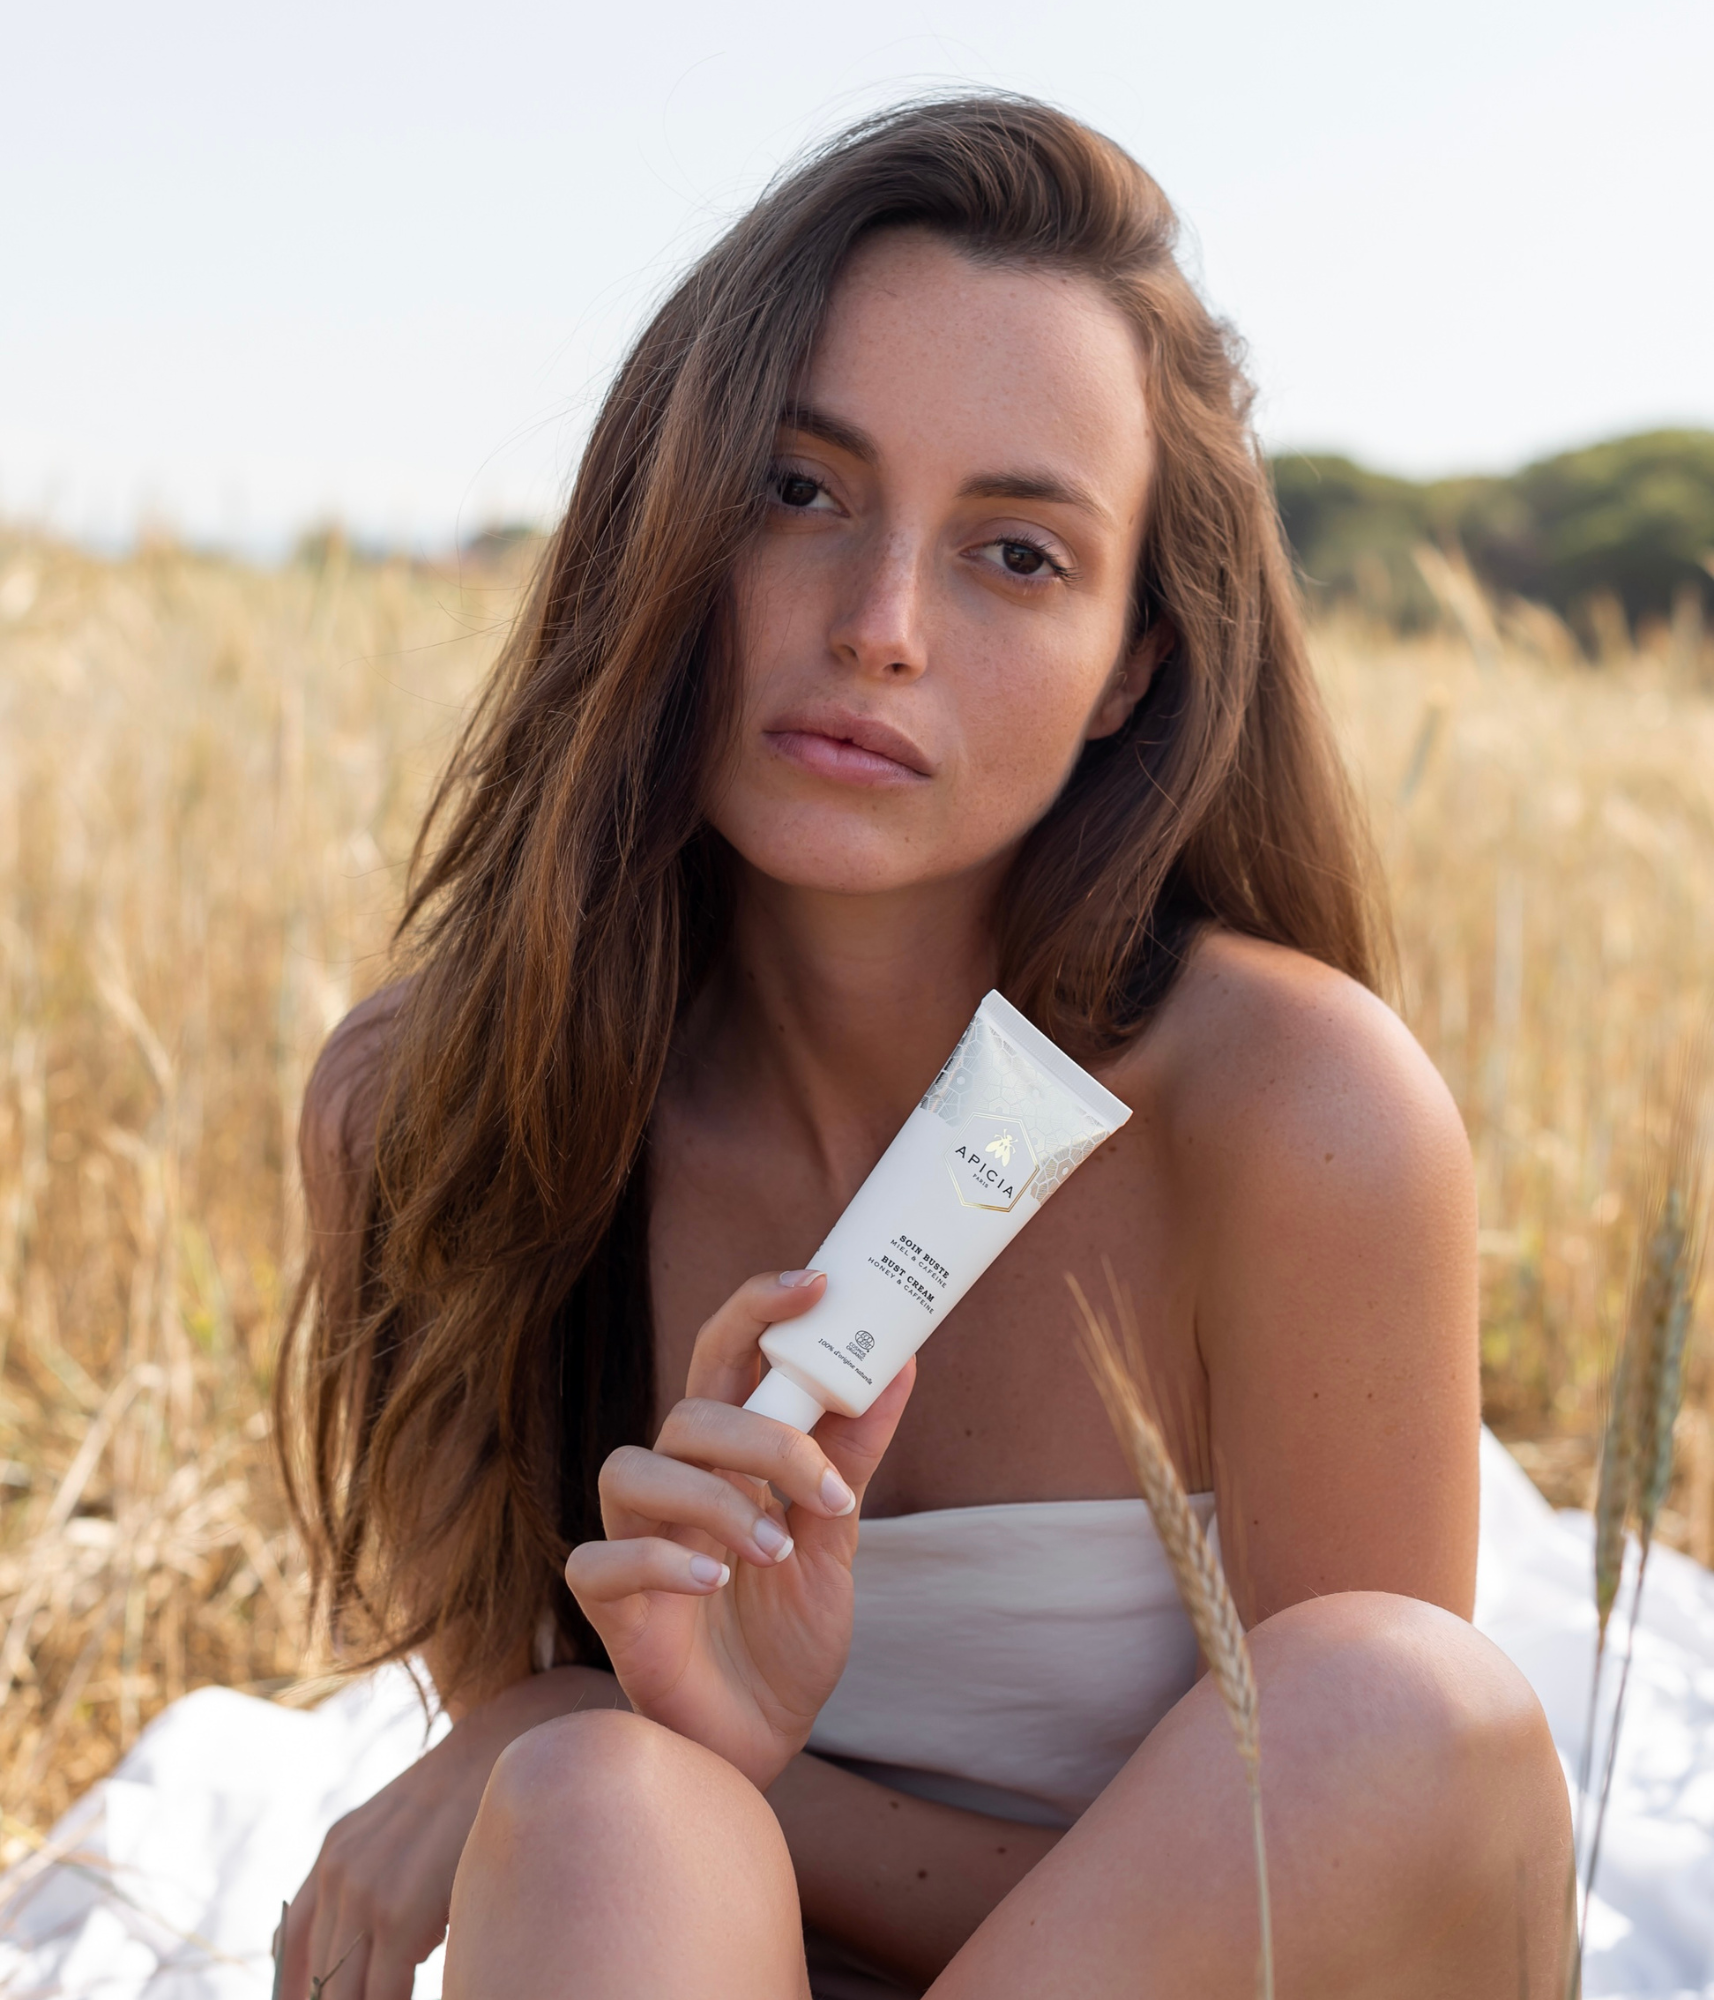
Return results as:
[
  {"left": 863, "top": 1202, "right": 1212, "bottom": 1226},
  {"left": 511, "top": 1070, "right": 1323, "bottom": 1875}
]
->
[
  {"left": 0, "top": 532, "right": 520, "bottom": 1853},
  {"left": 0, "top": 532, "right": 1710, "bottom": 1852},
  {"left": 1317, "top": 606, "right": 1714, "bottom": 1545}
]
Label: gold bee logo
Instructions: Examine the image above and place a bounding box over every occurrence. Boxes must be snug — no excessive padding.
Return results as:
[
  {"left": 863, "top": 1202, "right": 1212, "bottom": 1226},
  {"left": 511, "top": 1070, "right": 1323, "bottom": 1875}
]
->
[{"left": 946, "top": 1116, "right": 1037, "bottom": 1211}]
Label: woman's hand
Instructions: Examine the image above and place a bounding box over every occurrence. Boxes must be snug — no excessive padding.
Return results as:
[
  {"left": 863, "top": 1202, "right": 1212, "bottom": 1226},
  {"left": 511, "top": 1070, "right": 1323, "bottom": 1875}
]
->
[
  {"left": 565, "top": 1269, "right": 914, "bottom": 1792},
  {"left": 276, "top": 1665, "right": 625, "bottom": 2000}
]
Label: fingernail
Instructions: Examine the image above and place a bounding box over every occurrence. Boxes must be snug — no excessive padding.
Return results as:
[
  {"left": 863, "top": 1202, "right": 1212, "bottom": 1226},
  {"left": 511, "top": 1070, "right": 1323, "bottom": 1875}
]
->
[
  {"left": 820, "top": 1468, "right": 856, "bottom": 1516},
  {"left": 753, "top": 1515, "right": 793, "bottom": 1561},
  {"left": 779, "top": 1268, "right": 822, "bottom": 1288},
  {"left": 689, "top": 1554, "right": 730, "bottom": 1587}
]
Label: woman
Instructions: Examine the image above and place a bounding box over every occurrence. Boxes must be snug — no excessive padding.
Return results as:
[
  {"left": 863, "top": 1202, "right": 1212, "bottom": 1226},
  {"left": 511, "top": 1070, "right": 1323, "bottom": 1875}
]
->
[{"left": 277, "top": 97, "right": 1569, "bottom": 1998}]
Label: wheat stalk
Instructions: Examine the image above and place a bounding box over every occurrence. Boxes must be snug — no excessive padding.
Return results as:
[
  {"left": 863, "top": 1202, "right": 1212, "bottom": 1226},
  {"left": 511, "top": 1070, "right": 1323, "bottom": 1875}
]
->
[
  {"left": 1069, "top": 1265, "right": 1274, "bottom": 2000},
  {"left": 1572, "top": 1038, "right": 1708, "bottom": 1987}
]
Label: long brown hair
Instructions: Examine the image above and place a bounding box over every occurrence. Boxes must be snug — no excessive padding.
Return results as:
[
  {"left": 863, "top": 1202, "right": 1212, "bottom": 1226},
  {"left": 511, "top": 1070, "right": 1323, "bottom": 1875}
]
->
[{"left": 276, "top": 94, "right": 1388, "bottom": 1698}]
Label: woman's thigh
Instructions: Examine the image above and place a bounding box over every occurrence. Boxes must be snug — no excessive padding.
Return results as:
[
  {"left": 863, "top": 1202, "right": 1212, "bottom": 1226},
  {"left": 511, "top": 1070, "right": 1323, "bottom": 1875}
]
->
[
  {"left": 929, "top": 1592, "right": 1571, "bottom": 2000},
  {"left": 443, "top": 1707, "right": 810, "bottom": 2000}
]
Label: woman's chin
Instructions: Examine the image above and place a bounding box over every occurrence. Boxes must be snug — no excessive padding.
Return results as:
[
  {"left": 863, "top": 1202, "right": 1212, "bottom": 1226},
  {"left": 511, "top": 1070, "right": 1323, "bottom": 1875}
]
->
[
  {"left": 723, "top": 831, "right": 976, "bottom": 901},
  {"left": 710, "top": 792, "right": 1024, "bottom": 900},
  {"left": 745, "top": 854, "right": 946, "bottom": 898}
]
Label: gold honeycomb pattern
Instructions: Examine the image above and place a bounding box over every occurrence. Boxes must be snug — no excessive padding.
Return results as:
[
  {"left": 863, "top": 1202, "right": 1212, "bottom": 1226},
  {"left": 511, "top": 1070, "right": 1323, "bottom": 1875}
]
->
[{"left": 920, "top": 1015, "right": 1112, "bottom": 1206}]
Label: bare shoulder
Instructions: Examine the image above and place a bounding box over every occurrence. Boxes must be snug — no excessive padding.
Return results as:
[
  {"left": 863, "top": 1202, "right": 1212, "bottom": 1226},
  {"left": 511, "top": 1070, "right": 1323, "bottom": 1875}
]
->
[
  {"left": 1105, "top": 932, "right": 1480, "bottom": 1617},
  {"left": 299, "top": 980, "right": 410, "bottom": 1238},
  {"left": 1110, "top": 927, "right": 1472, "bottom": 1230}
]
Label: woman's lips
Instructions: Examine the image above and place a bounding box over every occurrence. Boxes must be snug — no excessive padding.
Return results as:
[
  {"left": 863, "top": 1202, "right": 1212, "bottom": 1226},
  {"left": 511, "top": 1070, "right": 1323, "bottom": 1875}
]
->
[{"left": 763, "top": 717, "right": 932, "bottom": 787}]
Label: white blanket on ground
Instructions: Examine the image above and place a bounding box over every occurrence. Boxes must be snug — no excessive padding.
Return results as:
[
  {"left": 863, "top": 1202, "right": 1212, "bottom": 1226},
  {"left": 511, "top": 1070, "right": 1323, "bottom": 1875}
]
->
[{"left": 2, "top": 1432, "right": 1711, "bottom": 1999}]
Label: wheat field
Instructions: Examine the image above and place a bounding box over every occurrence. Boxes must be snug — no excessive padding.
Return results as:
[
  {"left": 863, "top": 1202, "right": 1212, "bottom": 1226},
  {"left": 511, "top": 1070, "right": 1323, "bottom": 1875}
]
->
[{"left": 0, "top": 531, "right": 1709, "bottom": 1851}]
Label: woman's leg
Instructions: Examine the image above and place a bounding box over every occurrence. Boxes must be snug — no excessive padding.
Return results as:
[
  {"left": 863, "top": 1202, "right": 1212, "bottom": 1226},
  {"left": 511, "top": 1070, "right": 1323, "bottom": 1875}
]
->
[
  {"left": 445, "top": 1594, "right": 1569, "bottom": 2000},
  {"left": 442, "top": 1707, "right": 810, "bottom": 2000},
  {"left": 931, "top": 1592, "right": 1571, "bottom": 2000}
]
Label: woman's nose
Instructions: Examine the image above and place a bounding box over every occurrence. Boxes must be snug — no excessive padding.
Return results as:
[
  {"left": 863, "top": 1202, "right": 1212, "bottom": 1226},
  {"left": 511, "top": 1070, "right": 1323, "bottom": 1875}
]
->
[{"left": 825, "top": 530, "right": 929, "bottom": 683}]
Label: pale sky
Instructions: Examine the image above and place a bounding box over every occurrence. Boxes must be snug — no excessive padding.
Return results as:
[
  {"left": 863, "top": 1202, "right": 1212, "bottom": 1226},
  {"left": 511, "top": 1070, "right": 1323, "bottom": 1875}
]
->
[{"left": 5, "top": 0, "right": 1710, "bottom": 552}]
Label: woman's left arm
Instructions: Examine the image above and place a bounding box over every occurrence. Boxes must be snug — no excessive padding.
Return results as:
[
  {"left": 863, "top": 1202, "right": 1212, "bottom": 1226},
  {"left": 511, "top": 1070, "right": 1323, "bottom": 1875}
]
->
[{"left": 1185, "top": 946, "right": 1481, "bottom": 1626}]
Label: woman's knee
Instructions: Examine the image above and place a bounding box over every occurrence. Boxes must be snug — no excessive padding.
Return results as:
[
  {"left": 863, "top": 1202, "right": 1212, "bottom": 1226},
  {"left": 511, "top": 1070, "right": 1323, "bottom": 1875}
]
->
[
  {"left": 1252, "top": 1593, "right": 1571, "bottom": 1960},
  {"left": 473, "top": 1707, "right": 795, "bottom": 1888},
  {"left": 480, "top": 1707, "right": 739, "bottom": 1854},
  {"left": 449, "top": 1714, "right": 807, "bottom": 1995},
  {"left": 1253, "top": 1592, "right": 1563, "bottom": 1820}
]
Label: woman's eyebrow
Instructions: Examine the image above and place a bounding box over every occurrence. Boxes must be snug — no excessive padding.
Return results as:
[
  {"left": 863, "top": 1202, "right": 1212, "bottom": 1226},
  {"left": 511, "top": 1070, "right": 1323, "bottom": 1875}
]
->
[
  {"left": 778, "top": 405, "right": 1112, "bottom": 524},
  {"left": 779, "top": 403, "right": 878, "bottom": 463},
  {"left": 957, "top": 469, "right": 1112, "bottom": 522}
]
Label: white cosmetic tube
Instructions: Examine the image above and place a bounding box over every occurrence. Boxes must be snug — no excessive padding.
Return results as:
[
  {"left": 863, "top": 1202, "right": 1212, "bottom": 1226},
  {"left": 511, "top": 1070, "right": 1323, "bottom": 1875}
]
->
[{"left": 743, "top": 991, "right": 1132, "bottom": 1434}]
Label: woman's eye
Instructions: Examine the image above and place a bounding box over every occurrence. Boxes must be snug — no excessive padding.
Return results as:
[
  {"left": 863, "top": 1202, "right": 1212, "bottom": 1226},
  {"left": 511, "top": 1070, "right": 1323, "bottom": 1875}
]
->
[
  {"left": 983, "top": 538, "right": 1066, "bottom": 580},
  {"left": 772, "top": 470, "right": 828, "bottom": 510}
]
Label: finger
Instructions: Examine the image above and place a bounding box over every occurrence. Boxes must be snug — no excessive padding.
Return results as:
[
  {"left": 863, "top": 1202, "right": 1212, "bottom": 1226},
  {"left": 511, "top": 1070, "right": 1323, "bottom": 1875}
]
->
[
  {"left": 361, "top": 1938, "right": 426, "bottom": 2000},
  {"left": 280, "top": 1869, "right": 352, "bottom": 2000},
  {"left": 306, "top": 1896, "right": 367, "bottom": 2000},
  {"left": 808, "top": 1353, "right": 917, "bottom": 1510},
  {"left": 291, "top": 1903, "right": 367, "bottom": 2000},
  {"left": 653, "top": 1397, "right": 857, "bottom": 1518},
  {"left": 682, "top": 1268, "right": 828, "bottom": 1405},
  {"left": 566, "top": 1534, "right": 731, "bottom": 1604},
  {"left": 598, "top": 1445, "right": 799, "bottom": 1566},
  {"left": 768, "top": 1361, "right": 916, "bottom": 1574},
  {"left": 279, "top": 1884, "right": 316, "bottom": 2000},
  {"left": 314, "top": 1928, "right": 370, "bottom": 2000}
]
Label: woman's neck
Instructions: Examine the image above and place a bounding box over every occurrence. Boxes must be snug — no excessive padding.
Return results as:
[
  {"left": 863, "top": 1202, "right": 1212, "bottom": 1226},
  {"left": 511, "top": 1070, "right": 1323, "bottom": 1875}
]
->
[{"left": 682, "top": 863, "right": 1004, "bottom": 1200}]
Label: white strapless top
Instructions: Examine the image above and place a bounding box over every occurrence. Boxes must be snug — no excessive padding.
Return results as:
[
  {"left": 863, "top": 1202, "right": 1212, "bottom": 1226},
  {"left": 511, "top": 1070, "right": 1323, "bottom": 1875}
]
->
[{"left": 806, "top": 1492, "right": 1217, "bottom": 1829}]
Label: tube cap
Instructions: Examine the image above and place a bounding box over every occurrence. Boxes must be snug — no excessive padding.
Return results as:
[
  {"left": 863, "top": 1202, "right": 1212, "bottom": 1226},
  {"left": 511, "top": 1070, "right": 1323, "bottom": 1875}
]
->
[{"left": 744, "top": 1368, "right": 827, "bottom": 1434}]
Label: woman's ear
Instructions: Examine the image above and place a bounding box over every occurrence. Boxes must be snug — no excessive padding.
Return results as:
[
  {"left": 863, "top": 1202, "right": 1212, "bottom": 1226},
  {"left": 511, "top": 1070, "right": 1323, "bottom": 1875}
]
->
[{"left": 1085, "top": 617, "right": 1177, "bottom": 742}]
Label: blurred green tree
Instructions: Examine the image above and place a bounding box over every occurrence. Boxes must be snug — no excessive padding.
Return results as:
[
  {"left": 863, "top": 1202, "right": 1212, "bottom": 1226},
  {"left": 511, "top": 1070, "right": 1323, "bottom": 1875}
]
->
[{"left": 1271, "top": 430, "right": 1714, "bottom": 645}]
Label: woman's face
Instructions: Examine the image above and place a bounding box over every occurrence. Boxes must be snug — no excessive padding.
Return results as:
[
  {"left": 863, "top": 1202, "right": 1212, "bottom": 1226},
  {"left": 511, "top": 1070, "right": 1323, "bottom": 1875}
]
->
[{"left": 709, "top": 228, "right": 1164, "bottom": 899}]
